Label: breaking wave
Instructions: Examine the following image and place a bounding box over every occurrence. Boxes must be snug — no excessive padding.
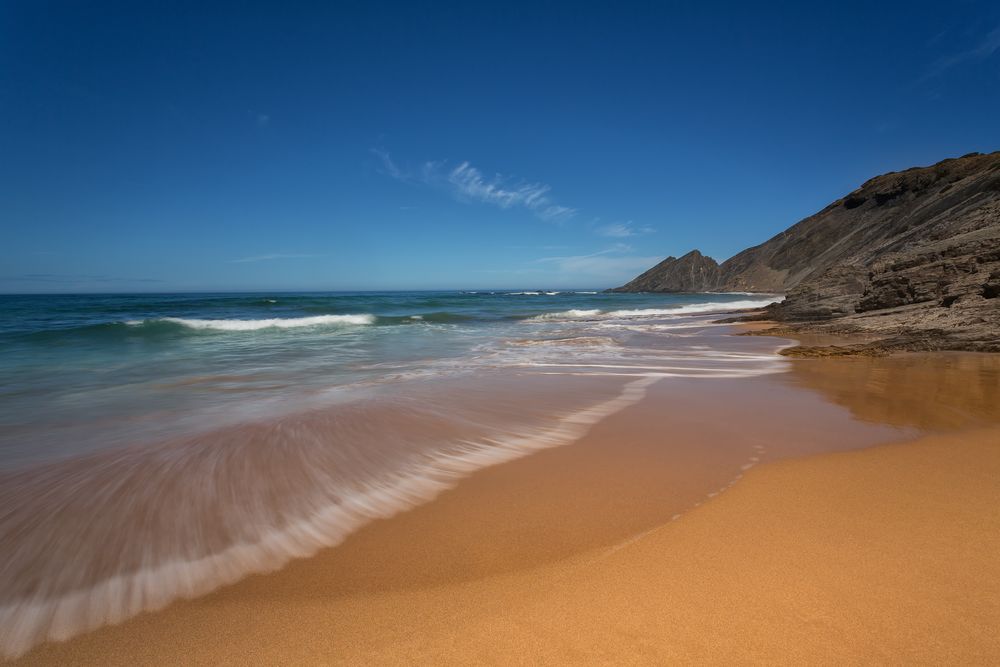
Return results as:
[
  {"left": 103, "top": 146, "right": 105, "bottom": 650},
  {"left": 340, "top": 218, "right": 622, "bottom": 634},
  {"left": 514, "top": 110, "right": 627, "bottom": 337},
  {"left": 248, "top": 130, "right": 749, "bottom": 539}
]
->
[
  {"left": 605, "top": 298, "right": 777, "bottom": 317},
  {"left": 131, "top": 314, "right": 376, "bottom": 331},
  {"left": 529, "top": 299, "right": 777, "bottom": 322},
  {"left": 529, "top": 309, "right": 602, "bottom": 321}
]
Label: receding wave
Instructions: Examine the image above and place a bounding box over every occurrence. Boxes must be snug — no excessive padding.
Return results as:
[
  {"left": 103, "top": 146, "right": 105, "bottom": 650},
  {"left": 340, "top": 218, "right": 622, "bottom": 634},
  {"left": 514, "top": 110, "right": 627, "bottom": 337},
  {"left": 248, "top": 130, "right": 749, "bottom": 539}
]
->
[
  {"left": 605, "top": 298, "right": 777, "bottom": 317},
  {"left": 132, "top": 314, "right": 375, "bottom": 331},
  {"left": 528, "top": 299, "right": 777, "bottom": 322},
  {"left": 529, "top": 309, "right": 602, "bottom": 321},
  {"left": 0, "top": 375, "right": 656, "bottom": 658},
  {"left": 0, "top": 291, "right": 794, "bottom": 658},
  {"left": 506, "top": 336, "right": 620, "bottom": 347}
]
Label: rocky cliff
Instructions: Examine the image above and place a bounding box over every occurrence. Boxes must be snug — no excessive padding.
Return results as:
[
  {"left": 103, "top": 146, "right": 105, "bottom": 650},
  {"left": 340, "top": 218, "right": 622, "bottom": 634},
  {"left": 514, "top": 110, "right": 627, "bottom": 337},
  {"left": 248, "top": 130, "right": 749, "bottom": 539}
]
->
[
  {"left": 612, "top": 151, "right": 1000, "bottom": 351},
  {"left": 611, "top": 250, "right": 722, "bottom": 292}
]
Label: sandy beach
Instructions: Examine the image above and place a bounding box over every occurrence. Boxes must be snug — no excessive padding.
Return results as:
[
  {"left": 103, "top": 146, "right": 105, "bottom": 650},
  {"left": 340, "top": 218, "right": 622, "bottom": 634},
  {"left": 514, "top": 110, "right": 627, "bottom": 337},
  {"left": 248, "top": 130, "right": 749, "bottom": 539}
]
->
[
  {"left": 10, "top": 333, "right": 1000, "bottom": 665},
  {"left": 7, "top": 4, "right": 999, "bottom": 664}
]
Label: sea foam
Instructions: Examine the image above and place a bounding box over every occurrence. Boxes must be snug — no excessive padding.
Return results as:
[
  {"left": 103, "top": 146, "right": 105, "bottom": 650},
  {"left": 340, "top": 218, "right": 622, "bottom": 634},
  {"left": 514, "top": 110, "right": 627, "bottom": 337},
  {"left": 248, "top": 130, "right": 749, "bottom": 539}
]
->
[
  {"left": 0, "top": 291, "right": 792, "bottom": 658},
  {"left": 0, "top": 376, "right": 657, "bottom": 658},
  {"left": 130, "top": 314, "right": 375, "bottom": 331},
  {"left": 529, "top": 309, "right": 602, "bottom": 321},
  {"left": 605, "top": 298, "right": 777, "bottom": 317},
  {"left": 530, "top": 298, "right": 778, "bottom": 322}
]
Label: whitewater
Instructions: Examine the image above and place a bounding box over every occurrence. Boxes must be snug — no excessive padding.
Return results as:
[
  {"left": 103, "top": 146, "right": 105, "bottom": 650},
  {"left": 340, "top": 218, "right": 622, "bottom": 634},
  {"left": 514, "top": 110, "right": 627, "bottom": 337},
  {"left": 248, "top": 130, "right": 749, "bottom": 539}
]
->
[{"left": 0, "top": 290, "right": 786, "bottom": 657}]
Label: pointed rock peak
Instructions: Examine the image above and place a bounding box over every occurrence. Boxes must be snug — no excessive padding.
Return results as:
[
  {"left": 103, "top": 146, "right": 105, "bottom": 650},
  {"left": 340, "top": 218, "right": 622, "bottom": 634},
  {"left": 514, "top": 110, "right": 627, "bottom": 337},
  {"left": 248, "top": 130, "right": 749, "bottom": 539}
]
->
[
  {"left": 677, "top": 249, "right": 719, "bottom": 263},
  {"left": 676, "top": 249, "right": 719, "bottom": 265}
]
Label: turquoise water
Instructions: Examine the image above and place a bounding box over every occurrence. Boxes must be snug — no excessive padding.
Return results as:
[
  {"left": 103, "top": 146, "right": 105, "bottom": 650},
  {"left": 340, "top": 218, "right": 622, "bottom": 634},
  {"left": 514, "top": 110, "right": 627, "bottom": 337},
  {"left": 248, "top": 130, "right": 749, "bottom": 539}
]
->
[
  {"left": 0, "top": 290, "right": 777, "bottom": 467},
  {"left": 0, "top": 289, "right": 784, "bottom": 657}
]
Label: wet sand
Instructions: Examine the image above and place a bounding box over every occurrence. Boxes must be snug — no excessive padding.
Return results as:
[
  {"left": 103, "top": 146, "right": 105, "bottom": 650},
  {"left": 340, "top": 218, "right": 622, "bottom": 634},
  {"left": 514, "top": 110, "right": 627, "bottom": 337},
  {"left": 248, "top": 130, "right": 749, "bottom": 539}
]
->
[{"left": 12, "top": 345, "right": 1000, "bottom": 664}]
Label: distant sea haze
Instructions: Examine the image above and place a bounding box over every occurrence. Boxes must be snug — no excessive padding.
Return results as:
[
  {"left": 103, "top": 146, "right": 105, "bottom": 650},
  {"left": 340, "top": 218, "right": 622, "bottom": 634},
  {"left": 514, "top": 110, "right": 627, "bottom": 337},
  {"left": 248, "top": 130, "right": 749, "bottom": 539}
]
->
[{"left": 0, "top": 290, "right": 783, "bottom": 657}]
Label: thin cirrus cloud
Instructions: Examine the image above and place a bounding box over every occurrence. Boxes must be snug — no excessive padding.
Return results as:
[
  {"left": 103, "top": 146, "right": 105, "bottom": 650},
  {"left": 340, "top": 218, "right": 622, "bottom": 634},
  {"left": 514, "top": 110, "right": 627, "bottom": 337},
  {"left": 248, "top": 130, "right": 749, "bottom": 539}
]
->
[
  {"left": 534, "top": 243, "right": 660, "bottom": 280},
  {"left": 596, "top": 221, "right": 656, "bottom": 238},
  {"left": 228, "top": 253, "right": 319, "bottom": 263},
  {"left": 923, "top": 23, "right": 1000, "bottom": 79},
  {"left": 373, "top": 148, "right": 577, "bottom": 222}
]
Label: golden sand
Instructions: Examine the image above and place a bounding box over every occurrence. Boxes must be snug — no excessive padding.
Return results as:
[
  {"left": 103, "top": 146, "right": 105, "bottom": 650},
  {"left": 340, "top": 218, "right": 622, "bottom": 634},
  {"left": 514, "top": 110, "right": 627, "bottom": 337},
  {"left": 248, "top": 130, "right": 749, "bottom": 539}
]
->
[{"left": 12, "top": 351, "right": 1000, "bottom": 665}]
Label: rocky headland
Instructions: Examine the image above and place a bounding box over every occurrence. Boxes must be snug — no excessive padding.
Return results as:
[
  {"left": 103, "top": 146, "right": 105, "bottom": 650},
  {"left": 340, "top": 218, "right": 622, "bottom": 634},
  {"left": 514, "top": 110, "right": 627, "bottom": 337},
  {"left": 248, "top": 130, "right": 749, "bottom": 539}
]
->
[{"left": 611, "top": 151, "right": 1000, "bottom": 354}]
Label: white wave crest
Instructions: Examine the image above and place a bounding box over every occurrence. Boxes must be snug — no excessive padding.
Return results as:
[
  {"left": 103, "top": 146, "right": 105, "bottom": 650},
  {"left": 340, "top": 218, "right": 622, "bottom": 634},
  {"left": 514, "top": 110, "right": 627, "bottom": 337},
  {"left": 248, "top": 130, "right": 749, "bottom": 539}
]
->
[
  {"left": 606, "top": 299, "right": 777, "bottom": 318},
  {"left": 529, "top": 309, "right": 602, "bottom": 321},
  {"left": 134, "top": 315, "right": 376, "bottom": 331},
  {"left": 528, "top": 299, "right": 776, "bottom": 323}
]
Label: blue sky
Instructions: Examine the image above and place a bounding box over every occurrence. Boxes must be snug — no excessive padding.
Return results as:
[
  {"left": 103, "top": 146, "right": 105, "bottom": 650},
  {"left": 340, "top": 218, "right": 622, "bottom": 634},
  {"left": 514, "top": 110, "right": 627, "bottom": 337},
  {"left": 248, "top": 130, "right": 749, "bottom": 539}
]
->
[{"left": 2, "top": 1, "right": 999, "bottom": 292}]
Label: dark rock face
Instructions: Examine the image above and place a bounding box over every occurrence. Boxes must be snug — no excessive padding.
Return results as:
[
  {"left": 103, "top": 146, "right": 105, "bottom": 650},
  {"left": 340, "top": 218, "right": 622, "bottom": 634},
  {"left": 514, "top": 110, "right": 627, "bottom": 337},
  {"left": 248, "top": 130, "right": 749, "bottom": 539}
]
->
[
  {"left": 984, "top": 271, "right": 1000, "bottom": 300},
  {"left": 613, "top": 151, "right": 1000, "bottom": 351},
  {"left": 854, "top": 234, "right": 994, "bottom": 312}
]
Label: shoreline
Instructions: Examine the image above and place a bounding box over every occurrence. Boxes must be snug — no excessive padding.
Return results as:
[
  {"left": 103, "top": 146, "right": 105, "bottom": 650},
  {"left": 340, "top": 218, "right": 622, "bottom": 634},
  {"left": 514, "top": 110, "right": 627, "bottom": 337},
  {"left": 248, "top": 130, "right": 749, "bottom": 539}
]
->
[
  {"left": 733, "top": 311, "right": 1000, "bottom": 355},
  {"left": 10, "top": 326, "right": 1000, "bottom": 664}
]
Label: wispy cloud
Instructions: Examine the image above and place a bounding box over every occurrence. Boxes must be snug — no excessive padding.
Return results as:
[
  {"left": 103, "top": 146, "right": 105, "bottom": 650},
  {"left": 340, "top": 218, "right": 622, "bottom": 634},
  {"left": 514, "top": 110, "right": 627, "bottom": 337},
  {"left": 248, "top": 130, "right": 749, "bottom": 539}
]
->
[
  {"left": 536, "top": 243, "right": 633, "bottom": 263},
  {"left": 228, "top": 253, "right": 319, "bottom": 263},
  {"left": 373, "top": 149, "right": 577, "bottom": 222},
  {"left": 596, "top": 221, "right": 655, "bottom": 238},
  {"left": 372, "top": 147, "right": 403, "bottom": 179},
  {"left": 471, "top": 244, "right": 660, "bottom": 286},
  {"left": 924, "top": 24, "right": 1000, "bottom": 79},
  {"left": 534, "top": 244, "right": 660, "bottom": 280},
  {"left": 445, "top": 162, "right": 576, "bottom": 221}
]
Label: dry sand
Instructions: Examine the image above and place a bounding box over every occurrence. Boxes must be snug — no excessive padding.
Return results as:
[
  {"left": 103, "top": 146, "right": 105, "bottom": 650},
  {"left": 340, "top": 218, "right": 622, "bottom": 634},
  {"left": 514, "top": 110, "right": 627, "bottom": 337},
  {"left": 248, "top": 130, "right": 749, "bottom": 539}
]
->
[{"left": 12, "top": 350, "right": 1000, "bottom": 665}]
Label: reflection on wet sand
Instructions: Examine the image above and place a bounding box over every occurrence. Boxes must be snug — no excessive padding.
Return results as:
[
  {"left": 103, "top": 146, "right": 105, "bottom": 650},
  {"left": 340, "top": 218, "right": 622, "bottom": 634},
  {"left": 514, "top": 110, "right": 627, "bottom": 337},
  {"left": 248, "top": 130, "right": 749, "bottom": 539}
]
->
[{"left": 781, "top": 352, "right": 1000, "bottom": 431}]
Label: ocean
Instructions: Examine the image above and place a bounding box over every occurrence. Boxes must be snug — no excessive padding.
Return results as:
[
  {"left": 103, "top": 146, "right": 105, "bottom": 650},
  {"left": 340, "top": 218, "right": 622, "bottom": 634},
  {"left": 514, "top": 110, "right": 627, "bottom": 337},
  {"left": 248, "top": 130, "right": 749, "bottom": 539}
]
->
[{"left": 0, "top": 289, "right": 783, "bottom": 656}]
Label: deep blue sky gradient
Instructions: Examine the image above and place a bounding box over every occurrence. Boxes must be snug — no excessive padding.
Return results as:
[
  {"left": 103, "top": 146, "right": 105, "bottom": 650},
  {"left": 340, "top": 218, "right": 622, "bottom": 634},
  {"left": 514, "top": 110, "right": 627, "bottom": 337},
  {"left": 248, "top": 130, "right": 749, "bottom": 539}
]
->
[{"left": 3, "top": 1, "right": 1000, "bottom": 291}]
